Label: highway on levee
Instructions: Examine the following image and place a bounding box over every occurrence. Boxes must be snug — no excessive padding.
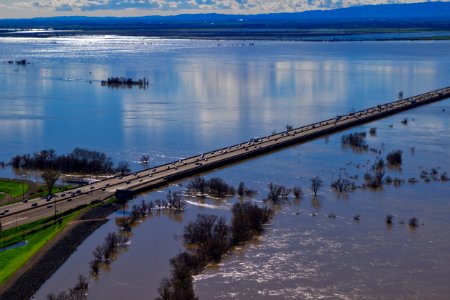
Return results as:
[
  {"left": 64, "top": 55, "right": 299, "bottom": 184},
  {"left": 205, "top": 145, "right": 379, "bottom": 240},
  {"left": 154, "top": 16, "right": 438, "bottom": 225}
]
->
[{"left": 1, "top": 86, "right": 450, "bottom": 229}]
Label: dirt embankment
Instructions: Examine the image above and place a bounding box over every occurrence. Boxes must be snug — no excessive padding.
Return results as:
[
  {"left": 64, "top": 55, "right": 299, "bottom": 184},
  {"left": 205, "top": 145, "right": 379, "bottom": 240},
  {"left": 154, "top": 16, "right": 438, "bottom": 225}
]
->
[{"left": 0, "top": 203, "right": 120, "bottom": 300}]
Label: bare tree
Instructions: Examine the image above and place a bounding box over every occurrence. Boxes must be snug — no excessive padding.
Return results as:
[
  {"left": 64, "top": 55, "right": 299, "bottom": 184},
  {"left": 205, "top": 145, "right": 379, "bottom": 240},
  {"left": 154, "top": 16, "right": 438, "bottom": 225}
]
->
[
  {"left": 188, "top": 177, "right": 207, "bottom": 196},
  {"left": 237, "top": 182, "right": 245, "bottom": 196},
  {"left": 310, "top": 177, "right": 323, "bottom": 196},
  {"left": 167, "top": 190, "right": 185, "bottom": 211},
  {"left": 386, "top": 150, "right": 402, "bottom": 166},
  {"left": 293, "top": 187, "right": 303, "bottom": 198},
  {"left": 140, "top": 154, "right": 150, "bottom": 164},
  {"left": 267, "top": 183, "right": 285, "bottom": 203},
  {"left": 331, "top": 176, "right": 355, "bottom": 192},
  {"left": 116, "top": 161, "right": 130, "bottom": 177},
  {"left": 41, "top": 169, "right": 60, "bottom": 195}
]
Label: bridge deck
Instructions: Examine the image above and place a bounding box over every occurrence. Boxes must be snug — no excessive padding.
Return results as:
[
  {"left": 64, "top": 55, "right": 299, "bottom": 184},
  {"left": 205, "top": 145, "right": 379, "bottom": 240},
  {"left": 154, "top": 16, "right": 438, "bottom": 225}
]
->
[{"left": 1, "top": 86, "right": 450, "bottom": 229}]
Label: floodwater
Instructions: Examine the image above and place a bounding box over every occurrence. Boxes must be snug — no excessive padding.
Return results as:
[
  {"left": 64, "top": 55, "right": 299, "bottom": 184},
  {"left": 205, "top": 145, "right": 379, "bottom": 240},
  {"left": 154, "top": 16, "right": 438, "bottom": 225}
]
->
[{"left": 0, "top": 37, "right": 449, "bottom": 299}]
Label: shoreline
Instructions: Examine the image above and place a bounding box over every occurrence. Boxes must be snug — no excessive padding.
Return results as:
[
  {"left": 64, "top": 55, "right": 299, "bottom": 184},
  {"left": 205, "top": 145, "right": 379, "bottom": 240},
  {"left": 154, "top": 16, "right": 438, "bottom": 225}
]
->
[
  {"left": 0, "top": 203, "right": 120, "bottom": 300},
  {"left": 0, "top": 29, "right": 450, "bottom": 42}
]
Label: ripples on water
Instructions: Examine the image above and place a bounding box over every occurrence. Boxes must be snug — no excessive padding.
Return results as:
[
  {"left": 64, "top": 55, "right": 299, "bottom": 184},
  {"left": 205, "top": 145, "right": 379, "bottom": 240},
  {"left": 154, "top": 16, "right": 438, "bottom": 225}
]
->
[{"left": 1, "top": 37, "right": 450, "bottom": 299}]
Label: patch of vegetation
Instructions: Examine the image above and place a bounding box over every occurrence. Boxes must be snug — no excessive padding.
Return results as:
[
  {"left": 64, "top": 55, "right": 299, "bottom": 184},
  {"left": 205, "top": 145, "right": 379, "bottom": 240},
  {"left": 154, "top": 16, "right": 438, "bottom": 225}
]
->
[
  {"left": 88, "top": 232, "right": 129, "bottom": 277},
  {"left": 266, "top": 183, "right": 291, "bottom": 203},
  {"left": 0, "top": 210, "right": 81, "bottom": 285},
  {"left": 187, "top": 177, "right": 235, "bottom": 198},
  {"left": 46, "top": 275, "right": 89, "bottom": 300},
  {"left": 364, "top": 158, "right": 385, "bottom": 188},
  {"left": 386, "top": 150, "right": 402, "bottom": 166},
  {"left": 0, "top": 179, "right": 29, "bottom": 201},
  {"left": 341, "top": 132, "right": 368, "bottom": 152},
  {"left": 9, "top": 148, "right": 128, "bottom": 175},
  {"left": 292, "top": 187, "right": 303, "bottom": 198},
  {"left": 156, "top": 202, "right": 273, "bottom": 300},
  {"left": 237, "top": 182, "right": 257, "bottom": 197},
  {"left": 101, "top": 77, "right": 149, "bottom": 89},
  {"left": 409, "top": 217, "right": 419, "bottom": 228},
  {"left": 310, "top": 177, "right": 323, "bottom": 196},
  {"left": 331, "top": 175, "right": 356, "bottom": 192},
  {"left": 386, "top": 214, "right": 394, "bottom": 225}
]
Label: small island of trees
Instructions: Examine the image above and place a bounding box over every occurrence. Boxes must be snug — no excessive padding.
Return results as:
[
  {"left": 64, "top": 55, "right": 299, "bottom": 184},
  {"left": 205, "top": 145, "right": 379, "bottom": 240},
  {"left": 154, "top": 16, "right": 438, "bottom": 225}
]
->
[
  {"left": 101, "top": 77, "right": 149, "bottom": 89},
  {"left": 9, "top": 148, "right": 130, "bottom": 175}
]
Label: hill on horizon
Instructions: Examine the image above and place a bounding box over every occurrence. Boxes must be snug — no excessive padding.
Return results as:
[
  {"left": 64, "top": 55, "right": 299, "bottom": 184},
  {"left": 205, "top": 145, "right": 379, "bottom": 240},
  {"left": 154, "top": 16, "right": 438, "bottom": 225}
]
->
[{"left": 1, "top": 1, "right": 450, "bottom": 40}]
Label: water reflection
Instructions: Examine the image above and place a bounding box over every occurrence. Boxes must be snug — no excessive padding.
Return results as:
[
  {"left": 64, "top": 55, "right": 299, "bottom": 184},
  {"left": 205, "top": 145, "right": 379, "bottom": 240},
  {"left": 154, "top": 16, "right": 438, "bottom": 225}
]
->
[
  {"left": 1, "top": 38, "right": 450, "bottom": 299},
  {"left": 1, "top": 39, "right": 450, "bottom": 171}
]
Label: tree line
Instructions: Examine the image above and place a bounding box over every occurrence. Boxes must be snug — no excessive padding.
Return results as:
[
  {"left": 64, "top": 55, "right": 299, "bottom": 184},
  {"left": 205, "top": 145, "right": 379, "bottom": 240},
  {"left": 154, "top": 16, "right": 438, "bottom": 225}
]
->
[
  {"left": 101, "top": 77, "right": 149, "bottom": 89},
  {"left": 156, "top": 201, "right": 273, "bottom": 300},
  {"left": 187, "top": 177, "right": 236, "bottom": 198},
  {"left": 9, "top": 148, "right": 130, "bottom": 175}
]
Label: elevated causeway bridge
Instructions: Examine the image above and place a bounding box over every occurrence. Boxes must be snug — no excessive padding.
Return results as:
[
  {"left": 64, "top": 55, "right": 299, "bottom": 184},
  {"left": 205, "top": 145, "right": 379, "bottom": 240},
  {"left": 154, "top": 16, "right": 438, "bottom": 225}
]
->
[{"left": 1, "top": 86, "right": 450, "bottom": 228}]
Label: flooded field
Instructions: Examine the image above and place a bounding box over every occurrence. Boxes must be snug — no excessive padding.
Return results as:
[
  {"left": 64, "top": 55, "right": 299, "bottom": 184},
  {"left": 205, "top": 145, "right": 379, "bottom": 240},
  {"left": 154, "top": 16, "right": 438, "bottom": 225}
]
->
[{"left": 0, "top": 37, "right": 449, "bottom": 299}]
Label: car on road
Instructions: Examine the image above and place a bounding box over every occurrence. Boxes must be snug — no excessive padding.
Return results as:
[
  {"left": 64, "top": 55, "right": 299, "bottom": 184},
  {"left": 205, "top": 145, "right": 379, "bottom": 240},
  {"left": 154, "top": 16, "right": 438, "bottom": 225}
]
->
[
  {"left": 32, "top": 203, "right": 38, "bottom": 207},
  {"left": 22, "top": 199, "right": 29, "bottom": 203},
  {"left": 47, "top": 204, "right": 52, "bottom": 208}
]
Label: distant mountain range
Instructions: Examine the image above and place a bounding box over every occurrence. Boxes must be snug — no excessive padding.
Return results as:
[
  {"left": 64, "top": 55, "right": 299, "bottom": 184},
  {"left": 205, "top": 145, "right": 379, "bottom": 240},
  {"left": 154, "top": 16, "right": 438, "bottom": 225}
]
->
[{"left": 1, "top": 2, "right": 449, "bottom": 37}]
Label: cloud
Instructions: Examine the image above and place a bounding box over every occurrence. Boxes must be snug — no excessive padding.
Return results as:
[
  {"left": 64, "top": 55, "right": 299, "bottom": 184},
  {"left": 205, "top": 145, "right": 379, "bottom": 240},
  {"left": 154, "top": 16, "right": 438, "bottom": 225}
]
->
[{"left": 1, "top": 0, "right": 441, "bottom": 18}]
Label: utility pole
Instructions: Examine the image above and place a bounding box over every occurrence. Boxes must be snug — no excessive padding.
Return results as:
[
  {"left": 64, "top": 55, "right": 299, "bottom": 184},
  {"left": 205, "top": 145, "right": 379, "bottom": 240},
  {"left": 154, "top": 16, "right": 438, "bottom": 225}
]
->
[
  {"left": 54, "top": 196, "right": 57, "bottom": 224},
  {"left": 21, "top": 179, "right": 25, "bottom": 201},
  {"left": 0, "top": 221, "right": 4, "bottom": 251}
]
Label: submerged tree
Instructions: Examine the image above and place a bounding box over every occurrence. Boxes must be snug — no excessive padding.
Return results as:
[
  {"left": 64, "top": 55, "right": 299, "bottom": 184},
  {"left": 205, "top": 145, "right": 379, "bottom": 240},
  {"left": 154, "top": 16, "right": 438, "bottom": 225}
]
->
[
  {"left": 267, "top": 183, "right": 290, "bottom": 203},
  {"left": 386, "top": 150, "right": 402, "bottom": 167},
  {"left": 310, "top": 177, "right": 323, "bottom": 196},
  {"left": 365, "top": 158, "right": 385, "bottom": 188},
  {"left": 292, "top": 187, "right": 303, "bottom": 198},
  {"left": 331, "top": 176, "right": 355, "bottom": 192},
  {"left": 140, "top": 154, "right": 150, "bottom": 164},
  {"left": 187, "top": 176, "right": 207, "bottom": 196},
  {"left": 47, "top": 274, "right": 89, "bottom": 300}
]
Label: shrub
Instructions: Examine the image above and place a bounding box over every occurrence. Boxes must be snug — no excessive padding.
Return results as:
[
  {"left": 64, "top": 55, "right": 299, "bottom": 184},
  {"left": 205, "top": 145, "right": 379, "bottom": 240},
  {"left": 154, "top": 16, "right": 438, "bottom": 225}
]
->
[
  {"left": 364, "top": 159, "right": 385, "bottom": 188},
  {"left": 292, "top": 187, "right": 303, "bottom": 198},
  {"left": 310, "top": 177, "right": 323, "bottom": 196},
  {"left": 266, "top": 183, "right": 290, "bottom": 203},
  {"left": 331, "top": 176, "right": 355, "bottom": 192},
  {"left": 10, "top": 148, "right": 116, "bottom": 174},
  {"left": 386, "top": 214, "right": 394, "bottom": 225},
  {"left": 231, "top": 202, "right": 273, "bottom": 245},
  {"left": 341, "top": 132, "right": 368, "bottom": 151},
  {"left": 409, "top": 217, "right": 419, "bottom": 228},
  {"left": 386, "top": 150, "right": 402, "bottom": 166},
  {"left": 187, "top": 177, "right": 234, "bottom": 197}
]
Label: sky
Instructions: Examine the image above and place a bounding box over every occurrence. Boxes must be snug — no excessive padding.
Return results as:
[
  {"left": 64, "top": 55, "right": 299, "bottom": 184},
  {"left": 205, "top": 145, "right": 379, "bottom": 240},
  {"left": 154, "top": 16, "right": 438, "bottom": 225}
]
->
[{"left": 0, "top": 0, "right": 441, "bottom": 19}]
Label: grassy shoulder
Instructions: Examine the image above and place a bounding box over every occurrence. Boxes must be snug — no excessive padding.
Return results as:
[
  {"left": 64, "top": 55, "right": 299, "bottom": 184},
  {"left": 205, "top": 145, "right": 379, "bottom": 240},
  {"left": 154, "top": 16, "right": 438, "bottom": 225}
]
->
[
  {"left": 0, "top": 179, "right": 29, "bottom": 201},
  {"left": 0, "top": 210, "right": 82, "bottom": 285},
  {"left": 0, "top": 178, "right": 71, "bottom": 207}
]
